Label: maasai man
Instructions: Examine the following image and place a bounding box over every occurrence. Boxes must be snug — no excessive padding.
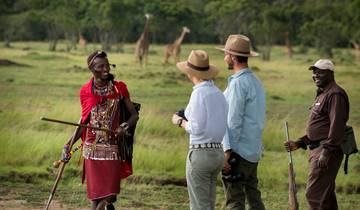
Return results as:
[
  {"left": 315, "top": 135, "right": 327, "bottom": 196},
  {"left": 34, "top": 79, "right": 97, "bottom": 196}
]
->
[{"left": 64, "top": 51, "right": 139, "bottom": 210}]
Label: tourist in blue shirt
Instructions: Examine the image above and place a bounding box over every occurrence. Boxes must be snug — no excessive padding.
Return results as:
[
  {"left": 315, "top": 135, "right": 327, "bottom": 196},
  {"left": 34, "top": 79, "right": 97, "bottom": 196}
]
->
[
  {"left": 172, "top": 50, "right": 228, "bottom": 210},
  {"left": 217, "top": 35, "right": 266, "bottom": 210}
]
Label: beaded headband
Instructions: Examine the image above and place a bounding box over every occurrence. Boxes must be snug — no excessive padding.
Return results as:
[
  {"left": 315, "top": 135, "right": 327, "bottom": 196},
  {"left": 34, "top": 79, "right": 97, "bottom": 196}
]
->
[{"left": 88, "top": 51, "right": 107, "bottom": 69}]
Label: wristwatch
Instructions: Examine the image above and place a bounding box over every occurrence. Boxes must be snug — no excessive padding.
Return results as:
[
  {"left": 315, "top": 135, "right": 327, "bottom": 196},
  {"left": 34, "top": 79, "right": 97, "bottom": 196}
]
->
[{"left": 177, "top": 118, "right": 183, "bottom": 127}]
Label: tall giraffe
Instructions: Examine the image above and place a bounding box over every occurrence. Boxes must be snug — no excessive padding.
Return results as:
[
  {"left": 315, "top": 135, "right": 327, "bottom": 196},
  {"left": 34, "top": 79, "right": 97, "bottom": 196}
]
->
[
  {"left": 163, "top": 26, "right": 191, "bottom": 65},
  {"left": 78, "top": 32, "right": 87, "bottom": 50},
  {"left": 135, "top": 14, "right": 152, "bottom": 66}
]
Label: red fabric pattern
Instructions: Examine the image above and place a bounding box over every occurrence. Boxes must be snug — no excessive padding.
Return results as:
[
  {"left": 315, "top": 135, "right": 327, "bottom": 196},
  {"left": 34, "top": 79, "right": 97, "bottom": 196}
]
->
[
  {"left": 85, "top": 159, "right": 133, "bottom": 200},
  {"left": 79, "top": 78, "right": 129, "bottom": 124}
]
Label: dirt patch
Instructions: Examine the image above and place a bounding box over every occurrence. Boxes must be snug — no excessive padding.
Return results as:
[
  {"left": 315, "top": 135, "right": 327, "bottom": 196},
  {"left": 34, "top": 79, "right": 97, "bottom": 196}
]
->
[
  {"left": 0, "top": 184, "right": 87, "bottom": 210},
  {"left": 0, "top": 59, "right": 29, "bottom": 67},
  {"left": 127, "top": 175, "right": 187, "bottom": 187},
  {"left": 0, "top": 199, "right": 87, "bottom": 210}
]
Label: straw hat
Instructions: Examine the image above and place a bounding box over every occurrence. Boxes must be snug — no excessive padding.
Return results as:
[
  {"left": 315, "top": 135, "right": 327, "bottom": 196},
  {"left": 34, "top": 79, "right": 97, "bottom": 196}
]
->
[
  {"left": 176, "top": 50, "right": 219, "bottom": 80},
  {"left": 216, "top": 34, "right": 258, "bottom": 57},
  {"left": 309, "top": 59, "right": 334, "bottom": 71}
]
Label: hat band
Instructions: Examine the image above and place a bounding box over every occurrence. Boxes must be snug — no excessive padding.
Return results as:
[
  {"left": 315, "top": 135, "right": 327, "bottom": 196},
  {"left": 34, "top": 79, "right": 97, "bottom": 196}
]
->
[
  {"left": 187, "top": 62, "right": 209, "bottom": 71},
  {"left": 229, "top": 48, "right": 250, "bottom": 55}
]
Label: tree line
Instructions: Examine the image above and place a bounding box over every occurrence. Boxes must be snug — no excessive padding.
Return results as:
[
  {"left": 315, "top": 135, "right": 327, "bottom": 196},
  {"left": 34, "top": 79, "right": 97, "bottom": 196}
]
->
[{"left": 1, "top": 0, "right": 359, "bottom": 61}]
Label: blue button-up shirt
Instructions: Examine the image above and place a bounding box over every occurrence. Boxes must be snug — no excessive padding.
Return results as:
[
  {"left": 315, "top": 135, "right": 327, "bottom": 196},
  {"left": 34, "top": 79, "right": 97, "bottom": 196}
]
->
[
  {"left": 222, "top": 68, "right": 266, "bottom": 163},
  {"left": 185, "top": 80, "right": 228, "bottom": 145}
]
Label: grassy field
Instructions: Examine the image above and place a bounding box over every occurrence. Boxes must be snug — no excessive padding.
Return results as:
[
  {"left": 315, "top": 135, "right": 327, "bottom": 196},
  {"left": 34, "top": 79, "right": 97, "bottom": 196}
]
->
[{"left": 0, "top": 42, "right": 359, "bottom": 209}]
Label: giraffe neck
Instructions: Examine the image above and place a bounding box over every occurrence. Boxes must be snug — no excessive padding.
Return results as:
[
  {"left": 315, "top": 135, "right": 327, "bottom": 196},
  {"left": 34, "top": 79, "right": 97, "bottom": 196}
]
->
[
  {"left": 174, "top": 30, "right": 187, "bottom": 46},
  {"left": 142, "top": 18, "right": 150, "bottom": 38}
]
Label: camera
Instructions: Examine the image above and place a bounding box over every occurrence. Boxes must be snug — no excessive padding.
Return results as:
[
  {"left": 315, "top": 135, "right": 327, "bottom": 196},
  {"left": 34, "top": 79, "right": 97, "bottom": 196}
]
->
[
  {"left": 221, "top": 152, "right": 243, "bottom": 182},
  {"left": 176, "top": 108, "right": 188, "bottom": 121}
]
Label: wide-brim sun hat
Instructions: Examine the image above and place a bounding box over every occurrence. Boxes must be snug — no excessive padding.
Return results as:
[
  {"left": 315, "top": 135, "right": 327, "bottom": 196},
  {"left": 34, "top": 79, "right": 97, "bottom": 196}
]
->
[
  {"left": 176, "top": 50, "right": 219, "bottom": 80},
  {"left": 216, "top": 34, "right": 259, "bottom": 57}
]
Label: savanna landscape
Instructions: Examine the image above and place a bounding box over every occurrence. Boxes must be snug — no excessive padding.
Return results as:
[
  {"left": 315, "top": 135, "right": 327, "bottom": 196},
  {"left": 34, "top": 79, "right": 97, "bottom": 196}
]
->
[
  {"left": 1, "top": 0, "right": 360, "bottom": 209},
  {"left": 0, "top": 42, "right": 359, "bottom": 210}
]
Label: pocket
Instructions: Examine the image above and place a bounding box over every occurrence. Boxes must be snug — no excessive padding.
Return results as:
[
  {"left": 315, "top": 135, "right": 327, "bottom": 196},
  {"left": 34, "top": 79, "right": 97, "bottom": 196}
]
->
[
  {"left": 310, "top": 105, "right": 322, "bottom": 116},
  {"left": 188, "top": 150, "right": 193, "bottom": 163}
]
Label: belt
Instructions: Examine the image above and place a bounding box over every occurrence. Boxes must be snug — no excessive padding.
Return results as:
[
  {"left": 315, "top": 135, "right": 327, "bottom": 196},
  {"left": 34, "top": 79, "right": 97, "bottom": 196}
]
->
[
  {"left": 308, "top": 139, "right": 326, "bottom": 150},
  {"left": 189, "top": 143, "right": 222, "bottom": 149}
]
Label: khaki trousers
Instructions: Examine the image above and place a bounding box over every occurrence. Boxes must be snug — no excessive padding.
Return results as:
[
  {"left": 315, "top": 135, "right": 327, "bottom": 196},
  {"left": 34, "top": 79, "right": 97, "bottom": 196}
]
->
[{"left": 186, "top": 148, "right": 224, "bottom": 210}]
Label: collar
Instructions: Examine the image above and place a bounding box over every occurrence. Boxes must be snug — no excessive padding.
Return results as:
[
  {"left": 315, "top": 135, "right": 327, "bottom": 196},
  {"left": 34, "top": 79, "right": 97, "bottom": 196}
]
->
[
  {"left": 228, "top": 68, "right": 251, "bottom": 82},
  {"left": 193, "top": 80, "right": 213, "bottom": 90},
  {"left": 316, "top": 81, "right": 336, "bottom": 95}
]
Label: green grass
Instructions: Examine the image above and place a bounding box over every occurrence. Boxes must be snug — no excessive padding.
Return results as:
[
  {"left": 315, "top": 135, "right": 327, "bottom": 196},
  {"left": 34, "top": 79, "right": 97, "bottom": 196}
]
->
[{"left": 0, "top": 41, "right": 359, "bottom": 209}]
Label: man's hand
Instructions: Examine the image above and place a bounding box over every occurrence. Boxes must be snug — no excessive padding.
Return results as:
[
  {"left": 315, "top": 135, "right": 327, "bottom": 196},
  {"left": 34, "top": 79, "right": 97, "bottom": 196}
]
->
[
  {"left": 62, "top": 144, "right": 71, "bottom": 162},
  {"left": 223, "top": 150, "right": 232, "bottom": 172},
  {"left": 172, "top": 114, "right": 182, "bottom": 125},
  {"left": 284, "top": 140, "right": 299, "bottom": 152},
  {"left": 317, "top": 149, "right": 330, "bottom": 168},
  {"left": 114, "top": 126, "right": 126, "bottom": 137}
]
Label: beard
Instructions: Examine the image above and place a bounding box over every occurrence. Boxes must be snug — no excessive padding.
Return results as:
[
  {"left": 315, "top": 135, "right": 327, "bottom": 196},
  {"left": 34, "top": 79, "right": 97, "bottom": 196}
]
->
[{"left": 227, "top": 64, "right": 234, "bottom": 70}]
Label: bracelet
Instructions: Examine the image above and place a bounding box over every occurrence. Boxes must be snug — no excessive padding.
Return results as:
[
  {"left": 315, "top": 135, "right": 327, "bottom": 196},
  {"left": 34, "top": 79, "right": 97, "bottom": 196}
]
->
[
  {"left": 120, "top": 122, "right": 129, "bottom": 130},
  {"left": 63, "top": 144, "right": 70, "bottom": 152}
]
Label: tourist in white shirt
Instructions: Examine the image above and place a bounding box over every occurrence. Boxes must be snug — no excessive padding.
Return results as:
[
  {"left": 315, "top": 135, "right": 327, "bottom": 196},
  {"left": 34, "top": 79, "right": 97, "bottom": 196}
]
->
[{"left": 172, "top": 50, "right": 228, "bottom": 210}]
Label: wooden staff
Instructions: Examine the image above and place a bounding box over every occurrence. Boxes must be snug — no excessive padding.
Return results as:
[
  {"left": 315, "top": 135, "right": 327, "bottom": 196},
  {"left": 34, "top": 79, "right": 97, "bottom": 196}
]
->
[
  {"left": 44, "top": 118, "right": 82, "bottom": 210},
  {"left": 41, "top": 117, "right": 114, "bottom": 133}
]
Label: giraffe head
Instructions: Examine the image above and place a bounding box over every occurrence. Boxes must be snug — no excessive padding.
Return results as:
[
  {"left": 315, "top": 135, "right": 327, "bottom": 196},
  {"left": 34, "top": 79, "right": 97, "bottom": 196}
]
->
[
  {"left": 183, "top": 26, "right": 190, "bottom": 33},
  {"left": 145, "top": 13, "right": 153, "bottom": 20}
]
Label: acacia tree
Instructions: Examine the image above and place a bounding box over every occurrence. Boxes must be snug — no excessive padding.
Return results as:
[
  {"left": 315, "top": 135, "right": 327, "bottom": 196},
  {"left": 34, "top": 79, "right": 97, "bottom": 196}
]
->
[
  {"left": 264, "top": 0, "right": 304, "bottom": 59},
  {"left": 251, "top": 5, "right": 278, "bottom": 61},
  {"left": 0, "top": 0, "right": 33, "bottom": 47},
  {"left": 141, "top": 0, "right": 197, "bottom": 44},
  {"left": 82, "top": 0, "right": 137, "bottom": 51},
  {"left": 59, "top": 0, "right": 86, "bottom": 52},
  {"left": 343, "top": 0, "right": 360, "bottom": 62},
  {"left": 300, "top": 0, "right": 345, "bottom": 58},
  {"left": 205, "top": 0, "right": 286, "bottom": 61},
  {"left": 204, "top": 0, "right": 262, "bottom": 48}
]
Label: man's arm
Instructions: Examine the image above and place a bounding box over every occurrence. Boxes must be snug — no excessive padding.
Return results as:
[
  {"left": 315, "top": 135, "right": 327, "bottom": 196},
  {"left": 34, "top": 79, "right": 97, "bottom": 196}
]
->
[
  {"left": 223, "top": 81, "right": 246, "bottom": 148},
  {"left": 295, "top": 135, "right": 310, "bottom": 150},
  {"left": 323, "top": 93, "right": 348, "bottom": 151},
  {"left": 124, "top": 97, "right": 139, "bottom": 128}
]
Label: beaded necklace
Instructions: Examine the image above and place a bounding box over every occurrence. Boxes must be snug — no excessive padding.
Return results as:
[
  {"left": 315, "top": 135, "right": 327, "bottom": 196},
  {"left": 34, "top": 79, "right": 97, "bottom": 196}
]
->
[{"left": 89, "top": 80, "right": 119, "bottom": 148}]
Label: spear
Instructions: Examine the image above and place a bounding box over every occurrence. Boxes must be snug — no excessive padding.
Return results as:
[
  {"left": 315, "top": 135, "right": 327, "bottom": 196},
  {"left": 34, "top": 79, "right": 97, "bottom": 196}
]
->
[{"left": 44, "top": 118, "right": 82, "bottom": 210}]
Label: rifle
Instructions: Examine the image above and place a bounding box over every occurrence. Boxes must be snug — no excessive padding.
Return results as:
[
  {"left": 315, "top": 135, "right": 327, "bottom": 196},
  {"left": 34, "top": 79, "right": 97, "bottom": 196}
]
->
[
  {"left": 284, "top": 121, "right": 299, "bottom": 210},
  {"left": 44, "top": 117, "right": 82, "bottom": 210}
]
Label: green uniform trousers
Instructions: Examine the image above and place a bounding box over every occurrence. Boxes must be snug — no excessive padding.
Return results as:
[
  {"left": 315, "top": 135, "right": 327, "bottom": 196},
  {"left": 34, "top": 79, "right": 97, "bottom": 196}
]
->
[{"left": 222, "top": 154, "right": 265, "bottom": 210}]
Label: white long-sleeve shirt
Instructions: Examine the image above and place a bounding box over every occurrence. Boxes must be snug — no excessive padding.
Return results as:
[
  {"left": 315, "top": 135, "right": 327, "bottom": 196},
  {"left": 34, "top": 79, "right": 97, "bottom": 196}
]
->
[{"left": 184, "top": 80, "right": 228, "bottom": 145}]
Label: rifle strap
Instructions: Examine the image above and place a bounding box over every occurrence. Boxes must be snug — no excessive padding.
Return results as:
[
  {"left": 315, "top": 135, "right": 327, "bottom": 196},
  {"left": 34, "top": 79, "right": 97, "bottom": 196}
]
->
[{"left": 344, "top": 154, "right": 349, "bottom": 174}]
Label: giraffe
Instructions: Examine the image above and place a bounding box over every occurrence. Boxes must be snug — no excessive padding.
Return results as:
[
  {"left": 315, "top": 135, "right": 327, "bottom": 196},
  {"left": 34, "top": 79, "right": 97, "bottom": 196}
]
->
[
  {"left": 163, "top": 26, "right": 191, "bottom": 65},
  {"left": 135, "top": 14, "right": 152, "bottom": 66},
  {"left": 78, "top": 32, "right": 87, "bottom": 50}
]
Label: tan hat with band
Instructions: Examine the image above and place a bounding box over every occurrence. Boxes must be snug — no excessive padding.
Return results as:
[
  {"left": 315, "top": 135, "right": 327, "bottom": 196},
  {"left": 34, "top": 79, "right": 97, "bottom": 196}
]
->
[
  {"left": 176, "top": 50, "right": 219, "bottom": 80},
  {"left": 216, "top": 34, "right": 258, "bottom": 57}
]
